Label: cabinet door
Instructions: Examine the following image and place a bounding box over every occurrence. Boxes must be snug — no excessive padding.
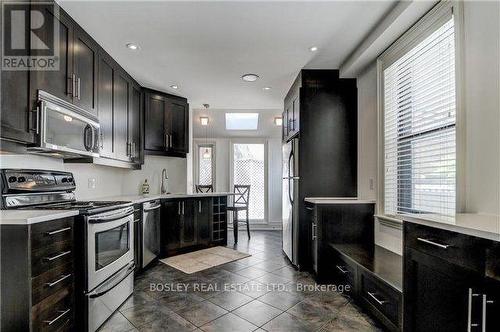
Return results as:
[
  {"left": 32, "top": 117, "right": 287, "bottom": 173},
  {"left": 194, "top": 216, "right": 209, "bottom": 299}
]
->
[
  {"left": 128, "top": 84, "right": 142, "bottom": 163},
  {"left": 30, "top": 5, "right": 73, "bottom": 104},
  {"left": 97, "top": 55, "right": 114, "bottom": 158},
  {"left": 404, "top": 248, "right": 479, "bottom": 332},
  {"left": 484, "top": 281, "right": 500, "bottom": 332},
  {"left": 181, "top": 200, "right": 197, "bottom": 248},
  {"left": 162, "top": 200, "right": 181, "bottom": 253},
  {"left": 72, "top": 28, "right": 98, "bottom": 115},
  {"left": 168, "top": 99, "right": 189, "bottom": 153},
  {"left": 113, "top": 72, "right": 130, "bottom": 161},
  {"left": 144, "top": 93, "right": 166, "bottom": 152},
  {"left": 196, "top": 198, "right": 211, "bottom": 245}
]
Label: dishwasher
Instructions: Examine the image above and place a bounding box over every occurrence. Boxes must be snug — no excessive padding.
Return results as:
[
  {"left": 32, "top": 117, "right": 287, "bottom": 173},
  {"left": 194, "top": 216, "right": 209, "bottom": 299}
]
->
[{"left": 142, "top": 200, "right": 161, "bottom": 268}]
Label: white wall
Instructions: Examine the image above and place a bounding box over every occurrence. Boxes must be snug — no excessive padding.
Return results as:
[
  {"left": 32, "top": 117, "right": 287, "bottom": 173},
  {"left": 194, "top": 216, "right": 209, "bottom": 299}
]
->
[
  {"left": 0, "top": 154, "right": 187, "bottom": 200},
  {"left": 193, "top": 137, "right": 282, "bottom": 229},
  {"left": 356, "top": 1, "right": 500, "bottom": 255}
]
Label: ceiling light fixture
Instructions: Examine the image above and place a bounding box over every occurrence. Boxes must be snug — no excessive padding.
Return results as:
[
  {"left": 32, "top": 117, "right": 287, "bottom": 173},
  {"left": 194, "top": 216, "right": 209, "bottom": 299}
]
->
[
  {"left": 274, "top": 117, "right": 283, "bottom": 126},
  {"left": 309, "top": 46, "right": 318, "bottom": 52},
  {"left": 263, "top": 87, "right": 271, "bottom": 91},
  {"left": 200, "top": 117, "right": 209, "bottom": 126},
  {"left": 126, "top": 43, "right": 139, "bottom": 50},
  {"left": 170, "top": 85, "right": 178, "bottom": 89},
  {"left": 241, "top": 74, "right": 259, "bottom": 82}
]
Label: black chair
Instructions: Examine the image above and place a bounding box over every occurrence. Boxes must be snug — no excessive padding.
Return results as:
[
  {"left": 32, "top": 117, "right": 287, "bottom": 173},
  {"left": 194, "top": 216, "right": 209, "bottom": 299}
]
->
[
  {"left": 195, "top": 185, "right": 213, "bottom": 193},
  {"left": 227, "top": 185, "right": 250, "bottom": 243}
]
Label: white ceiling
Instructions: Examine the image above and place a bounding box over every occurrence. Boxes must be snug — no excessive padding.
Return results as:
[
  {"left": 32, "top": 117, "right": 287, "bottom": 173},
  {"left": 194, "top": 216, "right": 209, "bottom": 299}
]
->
[
  {"left": 59, "top": 0, "right": 396, "bottom": 110},
  {"left": 193, "top": 109, "right": 282, "bottom": 138}
]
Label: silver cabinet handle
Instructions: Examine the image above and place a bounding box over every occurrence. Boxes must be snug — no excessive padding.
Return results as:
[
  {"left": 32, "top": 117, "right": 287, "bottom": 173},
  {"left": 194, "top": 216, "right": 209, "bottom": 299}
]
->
[
  {"left": 312, "top": 223, "right": 317, "bottom": 240},
  {"left": 69, "top": 74, "right": 76, "bottom": 96},
  {"left": 44, "top": 250, "right": 71, "bottom": 261},
  {"left": 199, "top": 200, "right": 202, "bottom": 213},
  {"left": 43, "top": 308, "right": 71, "bottom": 325},
  {"left": 482, "top": 294, "right": 495, "bottom": 332},
  {"left": 182, "top": 201, "right": 185, "bottom": 215},
  {"left": 77, "top": 77, "right": 81, "bottom": 100},
  {"left": 46, "top": 273, "right": 72, "bottom": 287},
  {"left": 336, "top": 265, "right": 348, "bottom": 274},
  {"left": 306, "top": 207, "right": 314, "bottom": 211},
  {"left": 46, "top": 227, "right": 71, "bottom": 236},
  {"left": 367, "top": 292, "right": 387, "bottom": 305},
  {"left": 164, "top": 132, "right": 168, "bottom": 149},
  {"left": 169, "top": 134, "right": 173, "bottom": 148},
  {"left": 417, "top": 237, "right": 451, "bottom": 249},
  {"left": 30, "top": 106, "right": 40, "bottom": 134},
  {"left": 468, "top": 288, "right": 480, "bottom": 331},
  {"left": 178, "top": 202, "right": 181, "bottom": 215}
]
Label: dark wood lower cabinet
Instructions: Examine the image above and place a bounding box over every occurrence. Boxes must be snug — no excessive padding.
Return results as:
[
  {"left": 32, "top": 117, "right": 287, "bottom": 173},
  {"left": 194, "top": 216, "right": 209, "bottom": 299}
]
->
[
  {"left": 1, "top": 218, "right": 75, "bottom": 332},
  {"left": 160, "top": 197, "right": 227, "bottom": 257}
]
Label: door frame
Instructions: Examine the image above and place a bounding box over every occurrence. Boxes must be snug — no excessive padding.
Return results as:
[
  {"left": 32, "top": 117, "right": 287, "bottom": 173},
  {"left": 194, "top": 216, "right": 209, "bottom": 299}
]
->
[{"left": 229, "top": 138, "right": 269, "bottom": 224}]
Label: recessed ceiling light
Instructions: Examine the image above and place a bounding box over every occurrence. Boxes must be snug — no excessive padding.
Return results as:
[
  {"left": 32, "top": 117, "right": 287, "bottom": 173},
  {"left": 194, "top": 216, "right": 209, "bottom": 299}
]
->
[
  {"left": 170, "top": 85, "right": 178, "bottom": 89},
  {"left": 309, "top": 46, "right": 318, "bottom": 52},
  {"left": 241, "top": 74, "right": 259, "bottom": 82},
  {"left": 263, "top": 87, "right": 271, "bottom": 91},
  {"left": 126, "top": 43, "right": 139, "bottom": 50}
]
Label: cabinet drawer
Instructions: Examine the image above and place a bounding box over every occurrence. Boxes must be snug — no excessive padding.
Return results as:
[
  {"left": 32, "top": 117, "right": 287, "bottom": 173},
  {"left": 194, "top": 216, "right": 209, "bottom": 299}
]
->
[
  {"left": 331, "top": 251, "right": 357, "bottom": 292},
  {"left": 31, "top": 240, "right": 73, "bottom": 277},
  {"left": 404, "top": 223, "right": 486, "bottom": 272},
  {"left": 30, "top": 219, "right": 73, "bottom": 251},
  {"left": 31, "top": 287, "right": 74, "bottom": 332},
  {"left": 360, "top": 271, "right": 401, "bottom": 328},
  {"left": 31, "top": 262, "right": 73, "bottom": 304}
]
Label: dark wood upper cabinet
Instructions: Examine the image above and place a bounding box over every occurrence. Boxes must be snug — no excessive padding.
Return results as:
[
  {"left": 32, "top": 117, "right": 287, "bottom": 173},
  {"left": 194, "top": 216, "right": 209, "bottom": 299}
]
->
[
  {"left": 72, "top": 27, "right": 98, "bottom": 115},
  {"left": 144, "top": 89, "right": 189, "bottom": 157},
  {"left": 113, "top": 71, "right": 130, "bottom": 162},
  {"left": 97, "top": 55, "right": 114, "bottom": 158}
]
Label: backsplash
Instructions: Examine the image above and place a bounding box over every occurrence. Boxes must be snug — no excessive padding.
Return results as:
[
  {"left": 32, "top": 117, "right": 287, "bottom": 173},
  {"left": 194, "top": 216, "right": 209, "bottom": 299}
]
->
[{"left": 0, "top": 154, "right": 187, "bottom": 199}]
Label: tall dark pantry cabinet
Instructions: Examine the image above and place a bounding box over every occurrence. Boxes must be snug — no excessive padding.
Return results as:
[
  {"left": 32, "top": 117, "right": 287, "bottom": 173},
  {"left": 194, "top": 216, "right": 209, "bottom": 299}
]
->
[{"left": 282, "top": 70, "right": 357, "bottom": 270}]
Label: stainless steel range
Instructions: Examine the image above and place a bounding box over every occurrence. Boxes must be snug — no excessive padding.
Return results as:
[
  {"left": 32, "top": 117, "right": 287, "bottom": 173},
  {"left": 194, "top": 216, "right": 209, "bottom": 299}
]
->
[{"left": 0, "top": 169, "right": 135, "bottom": 332}]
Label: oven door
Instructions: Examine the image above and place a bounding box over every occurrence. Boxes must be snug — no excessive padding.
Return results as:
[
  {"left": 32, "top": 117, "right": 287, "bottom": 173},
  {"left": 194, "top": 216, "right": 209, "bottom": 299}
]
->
[{"left": 86, "top": 206, "right": 134, "bottom": 291}]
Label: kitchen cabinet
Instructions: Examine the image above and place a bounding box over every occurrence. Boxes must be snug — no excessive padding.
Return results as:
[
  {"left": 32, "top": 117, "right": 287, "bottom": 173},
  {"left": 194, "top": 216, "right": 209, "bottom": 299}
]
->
[
  {"left": 97, "top": 54, "right": 114, "bottom": 158},
  {"left": 30, "top": 5, "right": 98, "bottom": 116},
  {"left": 72, "top": 27, "right": 98, "bottom": 115},
  {"left": 197, "top": 199, "right": 212, "bottom": 245},
  {"left": 404, "top": 222, "right": 500, "bottom": 332},
  {"left": 113, "top": 71, "right": 130, "bottom": 161},
  {"left": 181, "top": 200, "right": 197, "bottom": 247},
  {"left": 129, "top": 83, "right": 142, "bottom": 163},
  {"left": 144, "top": 89, "right": 189, "bottom": 157}
]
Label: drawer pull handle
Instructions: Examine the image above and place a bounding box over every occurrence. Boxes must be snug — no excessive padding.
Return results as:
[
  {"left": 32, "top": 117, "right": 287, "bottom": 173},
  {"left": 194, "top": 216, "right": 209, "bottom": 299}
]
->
[
  {"left": 44, "top": 250, "right": 71, "bottom": 262},
  {"left": 306, "top": 207, "right": 314, "bottom": 211},
  {"left": 367, "top": 292, "right": 387, "bottom": 305},
  {"left": 46, "top": 227, "right": 72, "bottom": 236},
  {"left": 46, "top": 273, "right": 72, "bottom": 288},
  {"left": 43, "top": 308, "right": 71, "bottom": 325},
  {"left": 417, "top": 237, "right": 451, "bottom": 249},
  {"left": 336, "top": 265, "right": 349, "bottom": 274}
]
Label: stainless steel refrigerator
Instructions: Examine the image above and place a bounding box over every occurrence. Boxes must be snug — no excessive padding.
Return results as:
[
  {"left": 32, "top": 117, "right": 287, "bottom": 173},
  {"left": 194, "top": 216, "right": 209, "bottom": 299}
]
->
[{"left": 282, "top": 138, "right": 299, "bottom": 266}]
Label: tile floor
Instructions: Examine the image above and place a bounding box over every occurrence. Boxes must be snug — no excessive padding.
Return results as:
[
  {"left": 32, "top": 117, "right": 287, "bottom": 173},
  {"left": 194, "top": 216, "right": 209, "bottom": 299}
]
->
[{"left": 98, "top": 231, "right": 382, "bottom": 332}]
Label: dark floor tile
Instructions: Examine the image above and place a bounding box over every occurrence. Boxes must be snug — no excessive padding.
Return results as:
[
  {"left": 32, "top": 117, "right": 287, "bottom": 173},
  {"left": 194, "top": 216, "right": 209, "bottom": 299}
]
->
[
  {"left": 98, "top": 311, "right": 136, "bottom": 332},
  {"left": 237, "top": 280, "right": 270, "bottom": 298},
  {"left": 232, "top": 300, "right": 283, "bottom": 327},
  {"left": 235, "top": 266, "right": 267, "bottom": 279},
  {"left": 119, "top": 290, "right": 156, "bottom": 311},
  {"left": 176, "top": 301, "right": 228, "bottom": 327},
  {"left": 286, "top": 299, "right": 336, "bottom": 326},
  {"left": 200, "top": 313, "right": 257, "bottom": 332},
  {"left": 157, "top": 291, "right": 205, "bottom": 312},
  {"left": 252, "top": 260, "right": 288, "bottom": 272},
  {"left": 255, "top": 272, "right": 292, "bottom": 286},
  {"left": 208, "top": 290, "right": 253, "bottom": 311},
  {"left": 318, "top": 315, "right": 382, "bottom": 332},
  {"left": 120, "top": 302, "right": 173, "bottom": 327},
  {"left": 306, "top": 291, "right": 350, "bottom": 313},
  {"left": 262, "top": 312, "right": 323, "bottom": 332},
  {"left": 135, "top": 311, "right": 197, "bottom": 332},
  {"left": 258, "top": 290, "right": 302, "bottom": 311},
  {"left": 270, "top": 266, "right": 298, "bottom": 281},
  {"left": 219, "top": 261, "right": 248, "bottom": 273}
]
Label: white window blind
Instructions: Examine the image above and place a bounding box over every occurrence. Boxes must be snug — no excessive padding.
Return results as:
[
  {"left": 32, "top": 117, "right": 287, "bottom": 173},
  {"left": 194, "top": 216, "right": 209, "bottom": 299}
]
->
[{"left": 383, "top": 15, "right": 456, "bottom": 217}]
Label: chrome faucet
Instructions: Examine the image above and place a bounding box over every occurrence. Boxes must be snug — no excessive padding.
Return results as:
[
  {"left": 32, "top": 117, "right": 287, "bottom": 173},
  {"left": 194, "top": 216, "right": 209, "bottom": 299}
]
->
[{"left": 161, "top": 168, "right": 169, "bottom": 194}]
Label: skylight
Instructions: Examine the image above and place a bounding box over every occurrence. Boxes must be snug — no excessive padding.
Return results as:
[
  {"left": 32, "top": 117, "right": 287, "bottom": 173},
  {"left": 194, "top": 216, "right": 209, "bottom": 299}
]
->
[{"left": 225, "top": 113, "right": 259, "bottom": 130}]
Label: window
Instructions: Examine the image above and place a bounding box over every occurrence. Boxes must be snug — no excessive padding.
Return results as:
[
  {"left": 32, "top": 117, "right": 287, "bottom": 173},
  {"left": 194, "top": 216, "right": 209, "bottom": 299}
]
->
[
  {"left": 197, "top": 144, "right": 215, "bottom": 187},
  {"left": 231, "top": 142, "right": 266, "bottom": 221},
  {"left": 225, "top": 113, "right": 259, "bottom": 130},
  {"left": 381, "top": 3, "right": 457, "bottom": 217}
]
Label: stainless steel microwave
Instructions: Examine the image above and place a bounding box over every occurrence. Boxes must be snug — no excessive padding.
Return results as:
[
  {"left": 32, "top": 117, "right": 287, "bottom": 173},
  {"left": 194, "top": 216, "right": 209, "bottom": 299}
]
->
[{"left": 28, "top": 90, "right": 100, "bottom": 158}]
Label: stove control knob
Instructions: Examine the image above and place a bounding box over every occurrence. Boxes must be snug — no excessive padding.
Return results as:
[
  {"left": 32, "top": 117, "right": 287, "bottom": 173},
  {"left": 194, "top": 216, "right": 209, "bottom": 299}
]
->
[
  {"left": 17, "top": 176, "right": 26, "bottom": 183},
  {"left": 8, "top": 176, "right": 17, "bottom": 183},
  {"left": 61, "top": 178, "right": 67, "bottom": 183},
  {"left": 68, "top": 177, "right": 74, "bottom": 183}
]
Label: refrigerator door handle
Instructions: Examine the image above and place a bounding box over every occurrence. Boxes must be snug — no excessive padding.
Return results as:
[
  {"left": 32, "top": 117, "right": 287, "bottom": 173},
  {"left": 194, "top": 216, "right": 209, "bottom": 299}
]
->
[{"left": 288, "top": 150, "right": 293, "bottom": 178}]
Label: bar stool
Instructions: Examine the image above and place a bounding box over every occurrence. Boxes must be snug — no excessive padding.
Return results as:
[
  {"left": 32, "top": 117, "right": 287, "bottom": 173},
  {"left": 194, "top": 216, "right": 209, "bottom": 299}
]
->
[{"left": 227, "top": 185, "right": 250, "bottom": 243}]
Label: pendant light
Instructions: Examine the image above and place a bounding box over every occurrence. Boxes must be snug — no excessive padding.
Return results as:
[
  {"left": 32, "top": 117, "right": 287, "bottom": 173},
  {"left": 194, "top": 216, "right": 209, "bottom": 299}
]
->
[{"left": 202, "top": 103, "right": 211, "bottom": 159}]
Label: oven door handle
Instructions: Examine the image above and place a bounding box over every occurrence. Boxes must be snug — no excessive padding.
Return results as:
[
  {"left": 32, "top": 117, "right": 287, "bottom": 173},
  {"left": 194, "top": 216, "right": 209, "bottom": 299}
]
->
[
  {"left": 87, "top": 262, "right": 135, "bottom": 298},
  {"left": 88, "top": 207, "right": 134, "bottom": 224}
]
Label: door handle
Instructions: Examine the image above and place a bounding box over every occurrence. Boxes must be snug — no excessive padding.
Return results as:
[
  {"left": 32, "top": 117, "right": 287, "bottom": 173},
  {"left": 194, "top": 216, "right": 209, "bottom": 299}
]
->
[
  {"left": 30, "top": 106, "right": 40, "bottom": 134},
  {"left": 178, "top": 202, "right": 181, "bottom": 215},
  {"left": 45, "top": 227, "right": 71, "bottom": 236},
  {"left": 199, "top": 200, "right": 202, "bottom": 213},
  {"left": 44, "top": 250, "right": 71, "bottom": 261},
  {"left": 312, "top": 224, "right": 317, "bottom": 240},
  {"left": 77, "top": 77, "right": 81, "bottom": 100},
  {"left": 43, "top": 308, "right": 71, "bottom": 326},
  {"left": 468, "top": 288, "right": 480, "bottom": 331},
  {"left": 182, "top": 201, "right": 185, "bottom": 215},
  {"left": 417, "top": 237, "right": 451, "bottom": 249},
  {"left": 367, "top": 292, "right": 387, "bottom": 305},
  {"left": 46, "top": 273, "right": 72, "bottom": 287},
  {"left": 70, "top": 74, "right": 76, "bottom": 96},
  {"left": 336, "top": 265, "right": 348, "bottom": 274},
  {"left": 482, "top": 294, "right": 495, "bottom": 332}
]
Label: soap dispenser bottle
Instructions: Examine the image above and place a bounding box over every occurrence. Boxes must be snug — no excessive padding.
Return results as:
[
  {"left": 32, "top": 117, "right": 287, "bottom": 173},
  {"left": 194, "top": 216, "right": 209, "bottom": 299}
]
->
[{"left": 141, "top": 179, "right": 150, "bottom": 195}]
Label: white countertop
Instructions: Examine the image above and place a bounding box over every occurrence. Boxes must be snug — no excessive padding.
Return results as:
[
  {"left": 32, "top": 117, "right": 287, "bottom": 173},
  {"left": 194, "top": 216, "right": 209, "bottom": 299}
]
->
[
  {"left": 403, "top": 213, "right": 500, "bottom": 242},
  {"left": 94, "top": 192, "right": 233, "bottom": 204},
  {"left": 304, "top": 197, "right": 376, "bottom": 205},
  {"left": 0, "top": 210, "right": 79, "bottom": 225}
]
